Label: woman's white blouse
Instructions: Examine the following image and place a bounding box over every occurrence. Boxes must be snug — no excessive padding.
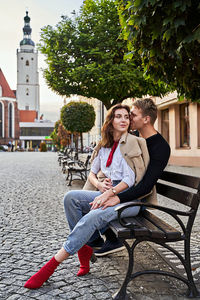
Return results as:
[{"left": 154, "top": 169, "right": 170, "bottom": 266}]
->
[{"left": 91, "top": 144, "right": 135, "bottom": 187}]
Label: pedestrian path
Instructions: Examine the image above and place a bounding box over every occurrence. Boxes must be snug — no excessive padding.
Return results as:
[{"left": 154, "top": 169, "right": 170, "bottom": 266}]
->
[{"left": 0, "top": 152, "right": 199, "bottom": 299}]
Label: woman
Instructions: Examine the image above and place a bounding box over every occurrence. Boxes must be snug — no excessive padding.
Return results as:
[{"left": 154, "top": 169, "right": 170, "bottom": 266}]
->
[{"left": 24, "top": 103, "right": 149, "bottom": 289}]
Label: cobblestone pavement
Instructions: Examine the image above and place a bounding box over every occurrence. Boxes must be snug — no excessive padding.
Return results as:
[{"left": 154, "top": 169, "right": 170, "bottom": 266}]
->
[{"left": 0, "top": 152, "right": 199, "bottom": 300}]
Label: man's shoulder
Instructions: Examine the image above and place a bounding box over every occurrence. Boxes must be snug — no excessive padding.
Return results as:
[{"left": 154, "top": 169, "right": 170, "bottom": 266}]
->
[{"left": 147, "top": 133, "right": 171, "bottom": 159}]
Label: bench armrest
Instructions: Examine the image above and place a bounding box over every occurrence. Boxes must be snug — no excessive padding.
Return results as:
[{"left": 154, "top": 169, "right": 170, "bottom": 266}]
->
[
  {"left": 115, "top": 201, "right": 193, "bottom": 232},
  {"left": 115, "top": 201, "right": 191, "bottom": 216}
]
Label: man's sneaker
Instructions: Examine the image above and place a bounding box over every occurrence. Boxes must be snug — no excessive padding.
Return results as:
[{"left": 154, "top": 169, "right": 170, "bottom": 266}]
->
[
  {"left": 94, "top": 240, "right": 125, "bottom": 257},
  {"left": 87, "top": 237, "right": 104, "bottom": 249}
]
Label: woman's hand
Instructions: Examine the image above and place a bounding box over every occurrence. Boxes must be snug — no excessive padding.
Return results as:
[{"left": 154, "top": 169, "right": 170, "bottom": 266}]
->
[
  {"left": 90, "top": 190, "right": 110, "bottom": 210},
  {"left": 97, "top": 178, "right": 112, "bottom": 193}
]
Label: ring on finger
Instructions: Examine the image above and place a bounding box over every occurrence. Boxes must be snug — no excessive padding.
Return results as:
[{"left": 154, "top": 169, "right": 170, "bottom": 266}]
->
[{"left": 97, "top": 199, "right": 101, "bottom": 205}]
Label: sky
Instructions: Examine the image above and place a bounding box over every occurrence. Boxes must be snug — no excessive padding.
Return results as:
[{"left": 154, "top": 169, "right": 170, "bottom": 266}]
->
[{"left": 0, "top": 0, "right": 84, "bottom": 121}]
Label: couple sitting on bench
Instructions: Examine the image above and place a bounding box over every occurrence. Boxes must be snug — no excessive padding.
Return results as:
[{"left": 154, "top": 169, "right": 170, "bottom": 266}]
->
[{"left": 24, "top": 98, "right": 170, "bottom": 289}]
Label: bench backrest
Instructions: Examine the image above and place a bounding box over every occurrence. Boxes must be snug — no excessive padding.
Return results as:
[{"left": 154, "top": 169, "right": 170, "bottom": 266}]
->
[{"left": 157, "top": 171, "right": 200, "bottom": 210}]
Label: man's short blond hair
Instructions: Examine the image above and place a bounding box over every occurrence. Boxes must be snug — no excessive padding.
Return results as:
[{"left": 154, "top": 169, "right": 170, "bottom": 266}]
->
[{"left": 133, "top": 98, "right": 157, "bottom": 124}]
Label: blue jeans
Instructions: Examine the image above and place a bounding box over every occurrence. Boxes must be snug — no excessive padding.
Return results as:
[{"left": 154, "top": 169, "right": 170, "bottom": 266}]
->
[{"left": 63, "top": 189, "right": 140, "bottom": 255}]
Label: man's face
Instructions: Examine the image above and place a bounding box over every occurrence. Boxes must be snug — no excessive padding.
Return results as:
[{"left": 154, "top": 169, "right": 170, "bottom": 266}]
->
[{"left": 130, "top": 106, "right": 146, "bottom": 131}]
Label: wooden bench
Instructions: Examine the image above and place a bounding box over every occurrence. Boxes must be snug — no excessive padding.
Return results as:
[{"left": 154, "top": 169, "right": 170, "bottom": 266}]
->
[
  {"left": 109, "top": 171, "right": 200, "bottom": 299},
  {"left": 65, "top": 154, "right": 91, "bottom": 186}
]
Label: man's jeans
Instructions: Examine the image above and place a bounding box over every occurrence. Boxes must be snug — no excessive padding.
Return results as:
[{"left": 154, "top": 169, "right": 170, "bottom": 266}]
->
[{"left": 63, "top": 190, "right": 140, "bottom": 255}]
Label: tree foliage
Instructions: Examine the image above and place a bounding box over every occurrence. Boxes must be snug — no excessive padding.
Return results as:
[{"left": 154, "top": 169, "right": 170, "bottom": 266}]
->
[
  {"left": 117, "top": 0, "right": 200, "bottom": 101},
  {"left": 61, "top": 101, "right": 95, "bottom": 151},
  {"left": 39, "top": 0, "right": 170, "bottom": 109},
  {"left": 50, "top": 120, "right": 71, "bottom": 149},
  {"left": 61, "top": 101, "right": 95, "bottom": 133}
]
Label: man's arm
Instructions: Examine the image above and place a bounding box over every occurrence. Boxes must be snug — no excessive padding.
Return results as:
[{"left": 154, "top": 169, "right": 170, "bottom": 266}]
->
[{"left": 118, "top": 137, "right": 171, "bottom": 203}]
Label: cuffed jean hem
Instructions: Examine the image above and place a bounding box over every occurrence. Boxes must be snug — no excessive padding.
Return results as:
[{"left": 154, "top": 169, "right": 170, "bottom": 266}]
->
[{"left": 63, "top": 243, "right": 74, "bottom": 256}]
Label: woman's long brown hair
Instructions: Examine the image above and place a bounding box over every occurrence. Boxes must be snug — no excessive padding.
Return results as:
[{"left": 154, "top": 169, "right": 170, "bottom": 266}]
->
[{"left": 100, "top": 103, "right": 130, "bottom": 148}]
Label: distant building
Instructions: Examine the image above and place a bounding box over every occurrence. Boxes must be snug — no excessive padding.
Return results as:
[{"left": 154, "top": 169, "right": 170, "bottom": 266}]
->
[
  {"left": 0, "top": 11, "right": 54, "bottom": 150},
  {"left": 16, "top": 11, "right": 54, "bottom": 149},
  {"left": 17, "top": 11, "right": 40, "bottom": 120},
  {"left": 0, "top": 69, "right": 20, "bottom": 145},
  {"left": 154, "top": 93, "right": 200, "bottom": 167}
]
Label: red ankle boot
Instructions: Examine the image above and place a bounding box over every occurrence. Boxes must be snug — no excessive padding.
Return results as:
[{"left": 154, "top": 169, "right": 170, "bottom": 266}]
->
[
  {"left": 77, "top": 245, "right": 97, "bottom": 276},
  {"left": 24, "top": 257, "right": 60, "bottom": 289}
]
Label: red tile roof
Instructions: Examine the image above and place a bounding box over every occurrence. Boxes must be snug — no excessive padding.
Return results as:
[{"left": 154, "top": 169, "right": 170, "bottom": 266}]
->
[
  {"left": 19, "top": 110, "right": 37, "bottom": 122},
  {"left": 0, "top": 68, "right": 16, "bottom": 98}
]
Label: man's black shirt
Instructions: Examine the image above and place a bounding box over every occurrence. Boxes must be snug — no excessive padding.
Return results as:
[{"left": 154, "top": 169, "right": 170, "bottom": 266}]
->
[{"left": 118, "top": 132, "right": 171, "bottom": 203}]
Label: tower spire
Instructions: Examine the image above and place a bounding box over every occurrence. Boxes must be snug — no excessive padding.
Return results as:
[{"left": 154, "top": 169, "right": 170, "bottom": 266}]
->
[{"left": 20, "top": 11, "right": 35, "bottom": 47}]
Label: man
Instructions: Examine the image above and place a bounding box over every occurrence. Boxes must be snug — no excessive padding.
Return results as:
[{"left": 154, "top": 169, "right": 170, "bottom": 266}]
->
[{"left": 94, "top": 98, "right": 171, "bottom": 256}]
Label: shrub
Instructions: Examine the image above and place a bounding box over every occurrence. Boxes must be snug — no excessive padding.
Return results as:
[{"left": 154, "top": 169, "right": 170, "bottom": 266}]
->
[{"left": 39, "top": 142, "right": 47, "bottom": 152}]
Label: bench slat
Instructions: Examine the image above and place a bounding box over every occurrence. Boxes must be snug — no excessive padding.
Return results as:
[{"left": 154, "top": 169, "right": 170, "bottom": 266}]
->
[
  {"left": 156, "top": 182, "right": 196, "bottom": 208},
  {"left": 110, "top": 211, "right": 181, "bottom": 241},
  {"left": 142, "top": 210, "right": 181, "bottom": 240},
  {"left": 161, "top": 171, "right": 200, "bottom": 190}
]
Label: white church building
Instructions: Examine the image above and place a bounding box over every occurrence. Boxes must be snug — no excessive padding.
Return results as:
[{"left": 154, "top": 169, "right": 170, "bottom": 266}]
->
[{"left": 17, "top": 11, "right": 54, "bottom": 149}]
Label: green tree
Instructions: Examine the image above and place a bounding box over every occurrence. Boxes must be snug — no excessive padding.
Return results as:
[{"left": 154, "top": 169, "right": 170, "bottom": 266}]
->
[
  {"left": 39, "top": 142, "right": 47, "bottom": 152},
  {"left": 39, "top": 0, "right": 170, "bottom": 110},
  {"left": 61, "top": 101, "right": 95, "bottom": 151},
  {"left": 50, "top": 120, "right": 72, "bottom": 150},
  {"left": 117, "top": 0, "right": 200, "bottom": 101}
]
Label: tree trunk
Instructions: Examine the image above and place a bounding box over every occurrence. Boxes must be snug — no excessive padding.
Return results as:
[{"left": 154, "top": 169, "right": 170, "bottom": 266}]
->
[{"left": 80, "top": 132, "right": 83, "bottom": 153}]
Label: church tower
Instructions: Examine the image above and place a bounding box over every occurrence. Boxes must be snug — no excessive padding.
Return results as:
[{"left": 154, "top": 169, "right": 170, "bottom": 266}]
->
[{"left": 16, "top": 11, "right": 40, "bottom": 121}]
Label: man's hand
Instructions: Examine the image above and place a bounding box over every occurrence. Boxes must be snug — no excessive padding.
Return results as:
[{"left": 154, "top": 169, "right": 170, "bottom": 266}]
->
[
  {"left": 97, "top": 178, "right": 112, "bottom": 193},
  {"left": 101, "top": 196, "right": 120, "bottom": 209},
  {"left": 90, "top": 194, "right": 120, "bottom": 210}
]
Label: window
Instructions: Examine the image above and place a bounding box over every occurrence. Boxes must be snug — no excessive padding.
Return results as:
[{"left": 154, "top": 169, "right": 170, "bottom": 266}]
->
[
  {"left": 0, "top": 102, "right": 2, "bottom": 137},
  {"left": 20, "top": 127, "right": 54, "bottom": 136},
  {"left": 25, "top": 105, "right": 29, "bottom": 110},
  {"left": 21, "top": 57, "right": 24, "bottom": 60},
  {"left": 26, "top": 75, "right": 29, "bottom": 83},
  {"left": 180, "top": 103, "right": 190, "bottom": 147},
  {"left": 26, "top": 88, "right": 29, "bottom": 96},
  {"left": 161, "top": 109, "right": 169, "bottom": 143},
  {"left": 26, "top": 60, "right": 29, "bottom": 66},
  {"left": 9, "top": 103, "right": 13, "bottom": 138}
]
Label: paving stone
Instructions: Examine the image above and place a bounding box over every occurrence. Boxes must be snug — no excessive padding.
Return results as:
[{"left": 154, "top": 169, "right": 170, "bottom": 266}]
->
[{"left": 0, "top": 152, "right": 199, "bottom": 300}]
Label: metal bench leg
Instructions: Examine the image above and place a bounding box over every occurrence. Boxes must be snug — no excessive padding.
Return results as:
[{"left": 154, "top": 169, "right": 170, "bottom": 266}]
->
[
  {"left": 67, "top": 173, "right": 72, "bottom": 186},
  {"left": 112, "top": 239, "right": 139, "bottom": 300},
  {"left": 184, "top": 237, "right": 200, "bottom": 298}
]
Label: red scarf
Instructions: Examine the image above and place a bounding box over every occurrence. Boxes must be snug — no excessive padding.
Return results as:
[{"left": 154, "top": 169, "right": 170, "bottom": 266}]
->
[{"left": 106, "top": 141, "right": 119, "bottom": 167}]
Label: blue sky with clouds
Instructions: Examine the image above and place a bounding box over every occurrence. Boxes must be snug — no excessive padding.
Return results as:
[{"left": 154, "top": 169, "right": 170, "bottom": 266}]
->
[{"left": 0, "top": 0, "right": 83, "bottom": 121}]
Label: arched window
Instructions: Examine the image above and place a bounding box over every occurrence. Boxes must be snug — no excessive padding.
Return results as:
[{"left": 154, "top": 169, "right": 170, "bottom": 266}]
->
[
  {"left": 26, "top": 60, "right": 29, "bottom": 66},
  {"left": 26, "top": 88, "right": 29, "bottom": 96},
  {"left": 8, "top": 103, "right": 14, "bottom": 138},
  {"left": 0, "top": 102, "right": 3, "bottom": 137},
  {"left": 26, "top": 75, "right": 29, "bottom": 83}
]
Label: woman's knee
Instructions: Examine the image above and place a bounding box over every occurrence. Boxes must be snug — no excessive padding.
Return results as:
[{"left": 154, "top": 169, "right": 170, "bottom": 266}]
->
[{"left": 63, "top": 191, "right": 76, "bottom": 208}]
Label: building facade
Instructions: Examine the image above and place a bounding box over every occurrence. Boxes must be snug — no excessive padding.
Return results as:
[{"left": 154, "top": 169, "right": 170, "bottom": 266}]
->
[
  {"left": 16, "top": 11, "right": 40, "bottom": 119},
  {"left": 0, "top": 12, "right": 54, "bottom": 150},
  {"left": 0, "top": 69, "right": 20, "bottom": 146},
  {"left": 154, "top": 93, "right": 200, "bottom": 167}
]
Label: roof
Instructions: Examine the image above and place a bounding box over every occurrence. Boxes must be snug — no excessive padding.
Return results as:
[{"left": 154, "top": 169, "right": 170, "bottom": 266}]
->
[
  {"left": 20, "top": 38, "right": 35, "bottom": 46},
  {"left": 0, "top": 69, "right": 16, "bottom": 98}
]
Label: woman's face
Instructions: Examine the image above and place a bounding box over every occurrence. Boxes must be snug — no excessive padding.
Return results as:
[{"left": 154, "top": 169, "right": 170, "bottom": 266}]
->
[{"left": 112, "top": 108, "right": 130, "bottom": 134}]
